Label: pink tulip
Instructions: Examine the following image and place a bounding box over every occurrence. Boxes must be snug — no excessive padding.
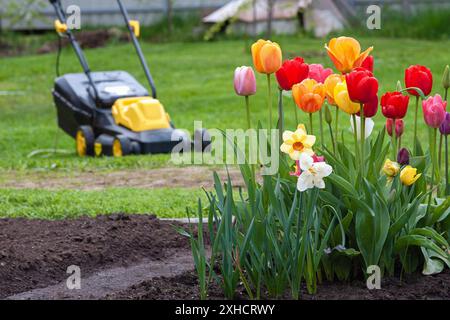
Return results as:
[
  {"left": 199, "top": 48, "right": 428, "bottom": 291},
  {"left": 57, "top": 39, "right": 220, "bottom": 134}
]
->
[
  {"left": 234, "top": 66, "right": 256, "bottom": 96},
  {"left": 308, "top": 64, "right": 333, "bottom": 84},
  {"left": 422, "top": 94, "right": 447, "bottom": 128}
]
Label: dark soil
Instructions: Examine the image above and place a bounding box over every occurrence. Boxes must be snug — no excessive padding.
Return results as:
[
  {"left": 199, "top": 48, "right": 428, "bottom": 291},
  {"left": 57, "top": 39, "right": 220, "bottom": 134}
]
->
[
  {"left": 1, "top": 214, "right": 450, "bottom": 300},
  {"left": 0, "top": 214, "right": 191, "bottom": 299}
]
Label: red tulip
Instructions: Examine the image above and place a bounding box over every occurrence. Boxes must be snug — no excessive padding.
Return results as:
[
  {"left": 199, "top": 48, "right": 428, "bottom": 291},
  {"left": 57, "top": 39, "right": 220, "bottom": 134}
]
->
[
  {"left": 405, "top": 65, "right": 433, "bottom": 97},
  {"left": 345, "top": 68, "right": 378, "bottom": 104},
  {"left": 307, "top": 64, "right": 333, "bottom": 84},
  {"left": 357, "top": 95, "right": 378, "bottom": 118},
  {"left": 386, "top": 118, "right": 404, "bottom": 137},
  {"left": 381, "top": 91, "right": 409, "bottom": 119},
  {"left": 360, "top": 55, "right": 374, "bottom": 73},
  {"left": 422, "top": 94, "right": 447, "bottom": 128},
  {"left": 275, "top": 57, "right": 309, "bottom": 91}
]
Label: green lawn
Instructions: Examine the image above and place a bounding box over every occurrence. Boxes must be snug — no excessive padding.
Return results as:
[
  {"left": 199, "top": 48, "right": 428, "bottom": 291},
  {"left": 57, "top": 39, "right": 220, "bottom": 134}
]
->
[{"left": 1, "top": 35, "right": 449, "bottom": 219}]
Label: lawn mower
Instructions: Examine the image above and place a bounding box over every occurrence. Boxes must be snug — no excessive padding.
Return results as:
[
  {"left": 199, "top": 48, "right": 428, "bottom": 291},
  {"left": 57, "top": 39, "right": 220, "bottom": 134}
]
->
[{"left": 49, "top": 0, "right": 210, "bottom": 157}]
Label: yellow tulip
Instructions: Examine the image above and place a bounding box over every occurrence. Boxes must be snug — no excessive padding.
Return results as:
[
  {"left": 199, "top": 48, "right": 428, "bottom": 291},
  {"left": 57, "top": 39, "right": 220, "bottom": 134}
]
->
[
  {"left": 400, "top": 165, "right": 422, "bottom": 186},
  {"left": 333, "top": 81, "right": 360, "bottom": 115},
  {"left": 280, "top": 124, "right": 316, "bottom": 160},
  {"left": 292, "top": 79, "right": 325, "bottom": 113},
  {"left": 251, "top": 39, "right": 282, "bottom": 74},
  {"left": 325, "top": 37, "right": 373, "bottom": 74},
  {"left": 324, "top": 74, "right": 344, "bottom": 106},
  {"left": 383, "top": 159, "right": 400, "bottom": 177}
]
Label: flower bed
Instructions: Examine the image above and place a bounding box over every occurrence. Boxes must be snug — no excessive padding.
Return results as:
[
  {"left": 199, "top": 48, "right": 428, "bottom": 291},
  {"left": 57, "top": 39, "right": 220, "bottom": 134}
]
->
[{"left": 185, "top": 36, "right": 450, "bottom": 299}]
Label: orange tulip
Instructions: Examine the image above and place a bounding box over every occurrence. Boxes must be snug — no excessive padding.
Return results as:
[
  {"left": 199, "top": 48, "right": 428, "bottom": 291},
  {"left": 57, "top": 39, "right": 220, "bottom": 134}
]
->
[
  {"left": 251, "top": 39, "right": 282, "bottom": 74},
  {"left": 325, "top": 37, "right": 373, "bottom": 74},
  {"left": 292, "top": 79, "right": 325, "bottom": 113},
  {"left": 324, "top": 74, "right": 344, "bottom": 106}
]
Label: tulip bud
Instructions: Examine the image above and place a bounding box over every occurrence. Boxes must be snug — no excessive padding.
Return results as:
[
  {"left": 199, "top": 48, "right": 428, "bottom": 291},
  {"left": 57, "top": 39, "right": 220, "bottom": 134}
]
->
[
  {"left": 396, "top": 80, "right": 402, "bottom": 92},
  {"left": 397, "top": 148, "right": 410, "bottom": 165},
  {"left": 442, "top": 65, "right": 450, "bottom": 90},
  {"left": 234, "top": 66, "right": 256, "bottom": 96},
  {"left": 440, "top": 112, "right": 450, "bottom": 135},
  {"left": 386, "top": 118, "right": 404, "bottom": 137},
  {"left": 324, "top": 104, "right": 332, "bottom": 124}
]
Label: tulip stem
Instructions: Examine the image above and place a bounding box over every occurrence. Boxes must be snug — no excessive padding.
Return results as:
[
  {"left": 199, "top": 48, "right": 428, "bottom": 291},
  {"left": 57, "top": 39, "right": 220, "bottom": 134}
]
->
[
  {"left": 352, "top": 115, "right": 359, "bottom": 170},
  {"left": 267, "top": 74, "right": 272, "bottom": 131},
  {"left": 319, "top": 109, "right": 324, "bottom": 147},
  {"left": 413, "top": 96, "right": 419, "bottom": 154},
  {"left": 245, "top": 96, "right": 251, "bottom": 130},
  {"left": 335, "top": 107, "right": 339, "bottom": 148},
  {"left": 360, "top": 106, "right": 365, "bottom": 175},
  {"left": 392, "top": 118, "right": 397, "bottom": 160},
  {"left": 293, "top": 100, "right": 299, "bottom": 124},
  {"left": 438, "top": 133, "right": 443, "bottom": 174},
  {"left": 427, "top": 128, "right": 437, "bottom": 215},
  {"left": 309, "top": 113, "right": 314, "bottom": 135},
  {"left": 445, "top": 134, "right": 449, "bottom": 195},
  {"left": 328, "top": 122, "right": 336, "bottom": 154}
]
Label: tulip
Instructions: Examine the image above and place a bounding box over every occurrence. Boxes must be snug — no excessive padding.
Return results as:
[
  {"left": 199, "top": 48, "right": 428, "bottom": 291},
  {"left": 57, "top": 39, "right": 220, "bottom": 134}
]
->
[
  {"left": 324, "top": 74, "right": 344, "bottom": 106},
  {"left": 405, "top": 65, "right": 433, "bottom": 97},
  {"left": 308, "top": 64, "right": 333, "bottom": 84},
  {"left": 383, "top": 159, "right": 400, "bottom": 177},
  {"left": 360, "top": 55, "right": 374, "bottom": 73},
  {"left": 358, "top": 95, "right": 378, "bottom": 118},
  {"left": 400, "top": 165, "right": 421, "bottom": 186},
  {"left": 440, "top": 112, "right": 450, "bottom": 195},
  {"left": 381, "top": 91, "right": 409, "bottom": 119},
  {"left": 234, "top": 66, "right": 256, "bottom": 129},
  {"left": 440, "top": 112, "right": 450, "bottom": 136},
  {"left": 234, "top": 66, "right": 256, "bottom": 97},
  {"left": 293, "top": 79, "right": 325, "bottom": 135},
  {"left": 251, "top": 39, "right": 282, "bottom": 74},
  {"left": 345, "top": 68, "right": 378, "bottom": 104},
  {"left": 275, "top": 57, "right": 309, "bottom": 91},
  {"left": 325, "top": 36, "right": 373, "bottom": 74},
  {"left": 252, "top": 39, "right": 282, "bottom": 131},
  {"left": 443, "top": 65, "right": 450, "bottom": 91},
  {"left": 386, "top": 119, "right": 404, "bottom": 138},
  {"left": 333, "top": 81, "right": 360, "bottom": 115},
  {"left": 397, "top": 148, "right": 410, "bottom": 165},
  {"left": 422, "top": 94, "right": 447, "bottom": 128}
]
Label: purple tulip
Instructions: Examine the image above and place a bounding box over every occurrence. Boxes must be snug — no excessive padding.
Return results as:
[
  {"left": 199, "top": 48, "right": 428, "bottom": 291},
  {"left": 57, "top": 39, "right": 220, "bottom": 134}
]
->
[
  {"left": 234, "top": 66, "right": 256, "bottom": 96},
  {"left": 440, "top": 112, "right": 450, "bottom": 135},
  {"left": 397, "top": 148, "right": 410, "bottom": 165}
]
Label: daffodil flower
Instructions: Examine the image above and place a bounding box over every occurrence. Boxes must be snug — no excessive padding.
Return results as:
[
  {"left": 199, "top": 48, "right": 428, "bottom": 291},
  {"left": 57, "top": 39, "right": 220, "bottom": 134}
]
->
[
  {"left": 280, "top": 124, "right": 316, "bottom": 160},
  {"left": 297, "top": 153, "right": 333, "bottom": 192},
  {"left": 350, "top": 115, "right": 375, "bottom": 140}
]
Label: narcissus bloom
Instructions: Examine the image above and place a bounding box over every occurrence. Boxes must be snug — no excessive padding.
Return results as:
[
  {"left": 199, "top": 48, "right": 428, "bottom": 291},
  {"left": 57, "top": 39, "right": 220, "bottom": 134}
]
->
[
  {"left": 275, "top": 57, "right": 309, "bottom": 91},
  {"left": 422, "top": 94, "right": 447, "bottom": 128},
  {"left": 251, "top": 39, "right": 282, "bottom": 74},
  {"left": 381, "top": 91, "right": 409, "bottom": 119},
  {"left": 360, "top": 55, "right": 374, "bottom": 73},
  {"left": 440, "top": 112, "right": 450, "bottom": 135},
  {"left": 386, "top": 118, "right": 404, "bottom": 137},
  {"left": 324, "top": 73, "right": 344, "bottom": 106},
  {"left": 405, "top": 65, "right": 433, "bottom": 97},
  {"left": 292, "top": 78, "right": 325, "bottom": 113},
  {"left": 383, "top": 159, "right": 400, "bottom": 177},
  {"left": 400, "top": 165, "right": 421, "bottom": 186},
  {"left": 333, "top": 81, "right": 360, "bottom": 115},
  {"left": 280, "top": 124, "right": 316, "bottom": 160},
  {"left": 325, "top": 36, "right": 373, "bottom": 74},
  {"left": 345, "top": 68, "right": 378, "bottom": 104},
  {"left": 234, "top": 66, "right": 256, "bottom": 96},
  {"left": 290, "top": 154, "right": 325, "bottom": 177},
  {"left": 308, "top": 64, "right": 333, "bottom": 84},
  {"left": 297, "top": 153, "right": 333, "bottom": 192}
]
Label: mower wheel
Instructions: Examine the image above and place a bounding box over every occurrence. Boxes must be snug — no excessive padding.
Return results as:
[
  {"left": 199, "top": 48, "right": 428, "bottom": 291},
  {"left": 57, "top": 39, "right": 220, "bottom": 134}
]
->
[
  {"left": 76, "top": 125, "right": 95, "bottom": 157},
  {"left": 112, "top": 135, "right": 132, "bottom": 157}
]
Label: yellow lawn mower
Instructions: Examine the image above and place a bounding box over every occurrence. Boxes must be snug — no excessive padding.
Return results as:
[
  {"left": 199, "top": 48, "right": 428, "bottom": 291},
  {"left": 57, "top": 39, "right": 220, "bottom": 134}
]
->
[{"left": 49, "top": 0, "right": 210, "bottom": 157}]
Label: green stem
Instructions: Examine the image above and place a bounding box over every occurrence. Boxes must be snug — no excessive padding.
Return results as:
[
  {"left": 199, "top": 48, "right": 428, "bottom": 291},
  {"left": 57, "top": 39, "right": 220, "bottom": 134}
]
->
[
  {"left": 267, "top": 74, "right": 272, "bottom": 131},
  {"left": 445, "top": 134, "right": 449, "bottom": 195},
  {"left": 392, "top": 118, "right": 397, "bottom": 160},
  {"left": 413, "top": 96, "right": 419, "bottom": 154},
  {"left": 438, "top": 133, "right": 443, "bottom": 170},
  {"left": 335, "top": 106, "right": 339, "bottom": 149},
  {"left": 352, "top": 114, "right": 359, "bottom": 170},
  {"left": 427, "top": 128, "right": 437, "bottom": 214},
  {"left": 293, "top": 99, "right": 299, "bottom": 125},
  {"left": 278, "top": 88, "right": 284, "bottom": 148},
  {"left": 309, "top": 113, "right": 314, "bottom": 135},
  {"left": 319, "top": 109, "right": 324, "bottom": 147},
  {"left": 328, "top": 123, "right": 336, "bottom": 154},
  {"left": 360, "top": 107, "right": 365, "bottom": 175},
  {"left": 245, "top": 96, "right": 251, "bottom": 130},
  {"left": 445, "top": 88, "right": 448, "bottom": 102}
]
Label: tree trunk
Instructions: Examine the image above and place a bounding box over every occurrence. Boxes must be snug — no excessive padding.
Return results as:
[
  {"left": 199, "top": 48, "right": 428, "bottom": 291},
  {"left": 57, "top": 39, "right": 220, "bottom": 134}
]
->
[
  {"left": 266, "top": 0, "right": 274, "bottom": 38},
  {"left": 166, "top": 0, "right": 173, "bottom": 35},
  {"left": 252, "top": 0, "right": 257, "bottom": 36}
]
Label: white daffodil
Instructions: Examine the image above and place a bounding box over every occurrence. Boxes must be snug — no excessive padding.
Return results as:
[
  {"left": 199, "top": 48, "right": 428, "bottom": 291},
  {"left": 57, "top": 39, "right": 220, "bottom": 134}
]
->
[
  {"left": 297, "top": 153, "right": 333, "bottom": 192},
  {"left": 349, "top": 115, "right": 374, "bottom": 140}
]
